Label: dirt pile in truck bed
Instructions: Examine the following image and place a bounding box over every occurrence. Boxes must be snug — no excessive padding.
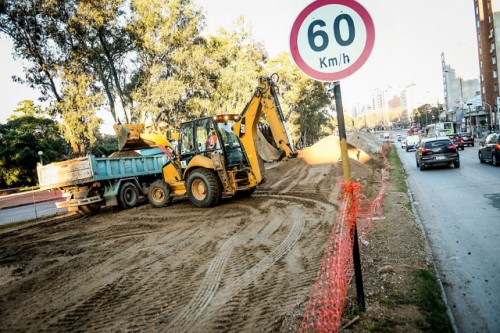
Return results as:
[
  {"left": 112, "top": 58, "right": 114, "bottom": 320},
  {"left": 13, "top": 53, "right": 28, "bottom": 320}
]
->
[{"left": 0, "top": 133, "right": 388, "bottom": 332}]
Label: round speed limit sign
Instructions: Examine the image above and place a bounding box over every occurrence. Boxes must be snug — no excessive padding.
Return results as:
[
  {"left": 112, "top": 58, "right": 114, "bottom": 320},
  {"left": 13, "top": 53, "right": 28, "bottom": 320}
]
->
[{"left": 290, "top": 0, "right": 375, "bottom": 82}]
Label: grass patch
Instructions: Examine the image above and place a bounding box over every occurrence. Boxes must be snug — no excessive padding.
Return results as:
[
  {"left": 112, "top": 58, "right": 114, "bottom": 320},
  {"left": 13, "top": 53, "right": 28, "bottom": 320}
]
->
[
  {"left": 366, "top": 318, "right": 395, "bottom": 332},
  {"left": 386, "top": 145, "right": 407, "bottom": 193},
  {"left": 413, "top": 268, "right": 453, "bottom": 332}
]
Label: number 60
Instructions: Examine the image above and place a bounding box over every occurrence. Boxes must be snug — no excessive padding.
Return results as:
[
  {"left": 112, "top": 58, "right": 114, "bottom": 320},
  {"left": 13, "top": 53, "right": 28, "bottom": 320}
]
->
[{"left": 307, "top": 14, "right": 355, "bottom": 52}]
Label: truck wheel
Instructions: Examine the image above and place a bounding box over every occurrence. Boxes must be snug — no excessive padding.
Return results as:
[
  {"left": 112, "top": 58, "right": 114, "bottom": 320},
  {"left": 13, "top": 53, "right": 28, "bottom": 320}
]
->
[
  {"left": 187, "top": 169, "right": 221, "bottom": 208},
  {"left": 77, "top": 188, "right": 102, "bottom": 215},
  {"left": 79, "top": 204, "right": 101, "bottom": 215},
  {"left": 119, "top": 182, "right": 140, "bottom": 209},
  {"left": 148, "top": 180, "right": 172, "bottom": 207}
]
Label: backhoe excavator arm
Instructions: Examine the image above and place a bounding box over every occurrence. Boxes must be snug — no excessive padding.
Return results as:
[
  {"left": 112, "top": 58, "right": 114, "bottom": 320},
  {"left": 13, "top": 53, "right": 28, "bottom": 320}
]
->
[{"left": 232, "top": 75, "right": 297, "bottom": 184}]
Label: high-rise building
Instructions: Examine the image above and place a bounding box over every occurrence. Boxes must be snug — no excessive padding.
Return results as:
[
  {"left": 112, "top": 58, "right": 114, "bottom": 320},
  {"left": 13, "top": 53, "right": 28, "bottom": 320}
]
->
[
  {"left": 441, "top": 54, "right": 480, "bottom": 130},
  {"left": 474, "top": 0, "right": 499, "bottom": 131}
]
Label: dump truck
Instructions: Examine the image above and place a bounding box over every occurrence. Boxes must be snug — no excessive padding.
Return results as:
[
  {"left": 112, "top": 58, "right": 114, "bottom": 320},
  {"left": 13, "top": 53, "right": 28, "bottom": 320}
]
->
[{"left": 37, "top": 148, "right": 169, "bottom": 215}]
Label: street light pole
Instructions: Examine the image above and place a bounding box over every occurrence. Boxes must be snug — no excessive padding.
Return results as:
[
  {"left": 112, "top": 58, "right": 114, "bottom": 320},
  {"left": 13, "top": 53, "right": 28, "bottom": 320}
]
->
[
  {"left": 38, "top": 151, "right": 43, "bottom": 165},
  {"left": 483, "top": 101, "right": 492, "bottom": 133}
]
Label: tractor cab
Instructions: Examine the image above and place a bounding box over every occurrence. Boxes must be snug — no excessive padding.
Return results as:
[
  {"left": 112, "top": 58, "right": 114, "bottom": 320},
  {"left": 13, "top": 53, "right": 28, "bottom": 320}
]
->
[{"left": 177, "top": 114, "right": 247, "bottom": 170}]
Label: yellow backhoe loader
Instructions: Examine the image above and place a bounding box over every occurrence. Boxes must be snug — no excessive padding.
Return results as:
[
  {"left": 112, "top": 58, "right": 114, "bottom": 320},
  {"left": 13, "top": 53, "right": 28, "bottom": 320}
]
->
[{"left": 147, "top": 74, "right": 297, "bottom": 208}]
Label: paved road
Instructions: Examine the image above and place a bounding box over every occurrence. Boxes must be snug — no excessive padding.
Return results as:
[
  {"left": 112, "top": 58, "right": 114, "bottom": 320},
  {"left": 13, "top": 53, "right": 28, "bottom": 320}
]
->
[{"left": 394, "top": 134, "right": 500, "bottom": 333}]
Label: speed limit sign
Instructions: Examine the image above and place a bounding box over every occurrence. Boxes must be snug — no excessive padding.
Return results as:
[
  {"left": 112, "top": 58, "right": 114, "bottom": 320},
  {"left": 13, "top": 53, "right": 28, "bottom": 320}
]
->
[{"left": 290, "top": 0, "right": 375, "bottom": 82}]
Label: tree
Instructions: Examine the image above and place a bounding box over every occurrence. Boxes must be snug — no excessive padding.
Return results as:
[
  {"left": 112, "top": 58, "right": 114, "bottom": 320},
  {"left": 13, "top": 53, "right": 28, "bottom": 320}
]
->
[
  {"left": 55, "top": 68, "right": 103, "bottom": 154},
  {"left": 0, "top": 0, "right": 131, "bottom": 150},
  {"left": 0, "top": 106, "right": 70, "bottom": 187},
  {"left": 205, "top": 17, "right": 266, "bottom": 116},
  {"left": 127, "top": 0, "right": 211, "bottom": 124}
]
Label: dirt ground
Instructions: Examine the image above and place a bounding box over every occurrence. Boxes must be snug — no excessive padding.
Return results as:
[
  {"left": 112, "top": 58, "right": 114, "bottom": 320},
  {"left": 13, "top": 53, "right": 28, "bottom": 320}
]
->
[{"left": 0, "top": 133, "right": 435, "bottom": 332}]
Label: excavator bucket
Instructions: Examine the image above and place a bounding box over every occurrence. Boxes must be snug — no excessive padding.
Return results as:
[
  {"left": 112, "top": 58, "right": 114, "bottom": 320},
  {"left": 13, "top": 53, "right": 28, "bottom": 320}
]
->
[
  {"left": 113, "top": 123, "right": 173, "bottom": 151},
  {"left": 256, "top": 129, "right": 281, "bottom": 162}
]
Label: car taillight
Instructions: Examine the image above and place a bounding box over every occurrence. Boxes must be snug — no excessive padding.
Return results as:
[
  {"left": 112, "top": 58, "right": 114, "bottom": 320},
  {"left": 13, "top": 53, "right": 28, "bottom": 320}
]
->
[
  {"left": 448, "top": 144, "right": 456, "bottom": 150},
  {"left": 421, "top": 148, "right": 431, "bottom": 153},
  {"left": 496, "top": 144, "right": 500, "bottom": 150}
]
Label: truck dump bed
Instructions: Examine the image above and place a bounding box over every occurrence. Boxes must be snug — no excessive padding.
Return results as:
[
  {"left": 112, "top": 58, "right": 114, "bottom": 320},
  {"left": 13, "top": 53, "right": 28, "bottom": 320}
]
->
[{"left": 37, "top": 153, "right": 168, "bottom": 190}]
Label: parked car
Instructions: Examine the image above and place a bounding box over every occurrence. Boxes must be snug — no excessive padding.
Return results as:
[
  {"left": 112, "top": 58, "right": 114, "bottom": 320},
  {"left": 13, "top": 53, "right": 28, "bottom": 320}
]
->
[
  {"left": 459, "top": 132, "right": 475, "bottom": 146},
  {"left": 405, "top": 135, "right": 421, "bottom": 152},
  {"left": 397, "top": 134, "right": 402, "bottom": 141},
  {"left": 447, "top": 133, "right": 465, "bottom": 150},
  {"left": 415, "top": 137, "right": 460, "bottom": 170},
  {"left": 478, "top": 132, "right": 500, "bottom": 166}
]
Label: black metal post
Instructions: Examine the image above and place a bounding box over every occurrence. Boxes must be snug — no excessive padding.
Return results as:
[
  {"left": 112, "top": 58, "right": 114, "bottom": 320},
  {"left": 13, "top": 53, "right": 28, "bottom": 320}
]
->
[{"left": 333, "top": 81, "right": 366, "bottom": 312}]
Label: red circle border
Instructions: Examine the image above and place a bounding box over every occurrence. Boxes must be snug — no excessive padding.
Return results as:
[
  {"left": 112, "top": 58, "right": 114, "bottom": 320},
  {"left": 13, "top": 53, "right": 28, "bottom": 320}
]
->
[{"left": 290, "top": 0, "right": 375, "bottom": 82}]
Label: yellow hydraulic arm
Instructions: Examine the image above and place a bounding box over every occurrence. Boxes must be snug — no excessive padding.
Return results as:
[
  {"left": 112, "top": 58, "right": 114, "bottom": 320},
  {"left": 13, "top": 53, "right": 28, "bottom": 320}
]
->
[{"left": 232, "top": 75, "right": 297, "bottom": 184}]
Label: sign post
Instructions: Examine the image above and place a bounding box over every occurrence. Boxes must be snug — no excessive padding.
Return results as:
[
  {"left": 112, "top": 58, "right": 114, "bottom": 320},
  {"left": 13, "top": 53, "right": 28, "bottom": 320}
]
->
[{"left": 290, "top": 0, "right": 375, "bottom": 312}]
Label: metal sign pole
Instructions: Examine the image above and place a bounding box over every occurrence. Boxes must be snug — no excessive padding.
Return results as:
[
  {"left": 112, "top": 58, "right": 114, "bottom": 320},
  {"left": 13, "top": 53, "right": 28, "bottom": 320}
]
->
[{"left": 333, "top": 81, "right": 366, "bottom": 312}]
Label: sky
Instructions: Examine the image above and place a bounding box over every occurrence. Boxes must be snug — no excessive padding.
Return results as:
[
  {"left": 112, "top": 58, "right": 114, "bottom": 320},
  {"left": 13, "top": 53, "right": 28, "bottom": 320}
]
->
[{"left": 0, "top": 0, "right": 481, "bottom": 131}]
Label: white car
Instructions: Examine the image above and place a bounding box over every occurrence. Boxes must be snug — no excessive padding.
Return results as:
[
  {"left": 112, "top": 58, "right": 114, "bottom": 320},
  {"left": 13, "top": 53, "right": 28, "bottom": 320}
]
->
[{"left": 405, "top": 135, "right": 421, "bottom": 151}]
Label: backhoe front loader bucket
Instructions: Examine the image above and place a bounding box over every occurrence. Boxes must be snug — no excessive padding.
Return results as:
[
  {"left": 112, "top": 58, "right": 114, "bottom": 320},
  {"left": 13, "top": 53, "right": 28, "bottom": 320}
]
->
[{"left": 113, "top": 124, "right": 171, "bottom": 151}]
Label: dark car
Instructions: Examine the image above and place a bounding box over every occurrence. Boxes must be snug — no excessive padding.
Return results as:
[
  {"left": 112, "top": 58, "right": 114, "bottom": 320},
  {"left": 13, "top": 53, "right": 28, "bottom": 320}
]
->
[
  {"left": 459, "top": 132, "right": 475, "bottom": 146},
  {"left": 447, "top": 134, "right": 465, "bottom": 150},
  {"left": 478, "top": 132, "right": 500, "bottom": 166},
  {"left": 415, "top": 137, "right": 460, "bottom": 170}
]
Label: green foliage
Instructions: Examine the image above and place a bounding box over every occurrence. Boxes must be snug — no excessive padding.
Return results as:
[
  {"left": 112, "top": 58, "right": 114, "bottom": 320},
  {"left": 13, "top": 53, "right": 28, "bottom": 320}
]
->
[
  {"left": 128, "top": 0, "right": 211, "bottom": 124},
  {"left": 0, "top": 114, "right": 70, "bottom": 187},
  {"left": 56, "top": 68, "right": 103, "bottom": 154},
  {"left": 205, "top": 17, "right": 266, "bottom": 116},
  {"left": 1, "top": 0, "right": 331, "bottom": 151},
  {"left": 88, "top": 134, "right": 119, "bottom": 157}
]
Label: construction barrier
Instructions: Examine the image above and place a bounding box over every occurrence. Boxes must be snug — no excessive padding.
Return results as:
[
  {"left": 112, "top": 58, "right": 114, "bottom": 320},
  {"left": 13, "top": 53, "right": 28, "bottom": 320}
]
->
[{"left": 300, "top": 142, "right": 390, "bottom": 332}]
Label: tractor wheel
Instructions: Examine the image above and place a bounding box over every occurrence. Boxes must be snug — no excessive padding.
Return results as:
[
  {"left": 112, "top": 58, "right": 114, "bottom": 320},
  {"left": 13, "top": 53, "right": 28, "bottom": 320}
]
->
[
  {"left": 119, "top": 182, "right": 140, "bottom": 209},
  {"left": 148, "top": 180, "right": 172, "bottom": 207},
  {"left": 186, "top": 169, "right": 221, "bottom": 208}
]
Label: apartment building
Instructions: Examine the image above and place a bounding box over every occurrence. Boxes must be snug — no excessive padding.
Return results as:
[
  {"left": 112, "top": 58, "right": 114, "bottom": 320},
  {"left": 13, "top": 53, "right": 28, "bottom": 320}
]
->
[{"left": 475, "top": 0, "right": 499, "bottom": 131}]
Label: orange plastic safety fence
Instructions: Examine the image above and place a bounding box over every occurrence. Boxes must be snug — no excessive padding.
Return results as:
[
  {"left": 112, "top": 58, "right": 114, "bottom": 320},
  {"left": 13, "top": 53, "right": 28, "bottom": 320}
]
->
[{"left": 300, "top": 142, "right": 390, "bottom": 333}]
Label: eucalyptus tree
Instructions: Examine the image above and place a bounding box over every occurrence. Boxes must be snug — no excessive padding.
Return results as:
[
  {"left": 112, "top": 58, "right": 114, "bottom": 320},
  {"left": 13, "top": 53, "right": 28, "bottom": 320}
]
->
[
  {"left": 127, "top": 0, "right": 213, "bottom": 125},
  {"left": 205, "top": 17, "right": 266, "bottom": 115},
  {"left": 0, "top": 0, "right": 132, "bottom": 153}
]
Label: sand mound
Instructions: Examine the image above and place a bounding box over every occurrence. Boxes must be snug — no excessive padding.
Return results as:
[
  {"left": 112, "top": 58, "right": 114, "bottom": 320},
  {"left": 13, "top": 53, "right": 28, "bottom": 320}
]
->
[{"left": 298, "top": 135, "right": 372, "bottom": 165}]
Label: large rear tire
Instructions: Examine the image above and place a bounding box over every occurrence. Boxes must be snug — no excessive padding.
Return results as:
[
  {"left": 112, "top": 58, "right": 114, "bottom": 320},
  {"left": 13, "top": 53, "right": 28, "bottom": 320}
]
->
[
  {"left": 187, "top": 169, "right": 221, "bottom": 208},
  {"left": 493, "top": 154, "right": 499, "bottom": 166},
  {"left": 148, "top": 180, "right": 172, "bottom": 207},
  {"left": 119, "top": 182, "right": 140, "bottom": 209}
]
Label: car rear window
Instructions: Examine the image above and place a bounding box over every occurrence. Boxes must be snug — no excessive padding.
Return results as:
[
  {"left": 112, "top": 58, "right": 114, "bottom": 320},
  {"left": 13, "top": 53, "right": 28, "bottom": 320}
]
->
[{"left": 424, "top": 140, "right": 451, "bottom": 148}]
